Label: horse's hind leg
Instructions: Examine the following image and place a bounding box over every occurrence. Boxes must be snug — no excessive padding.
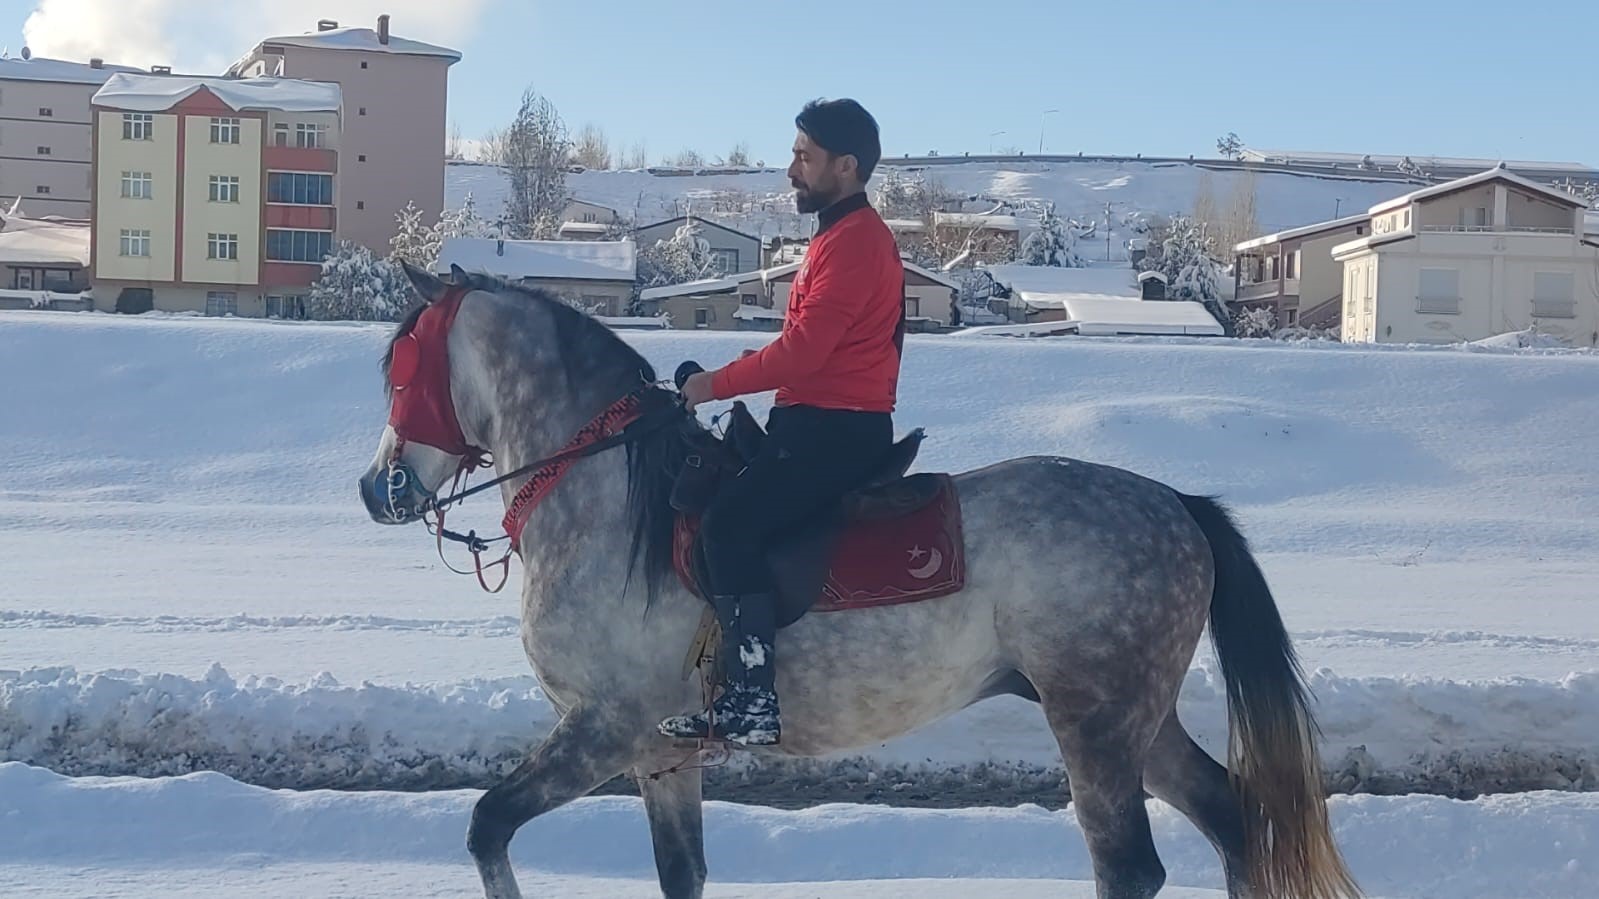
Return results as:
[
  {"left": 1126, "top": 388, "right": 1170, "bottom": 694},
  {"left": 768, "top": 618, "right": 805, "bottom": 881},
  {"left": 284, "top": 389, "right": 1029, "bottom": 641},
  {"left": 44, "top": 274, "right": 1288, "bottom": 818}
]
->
[
  {"left": 467, "top": 706, "right": 643, "bottom": 899},
  {"left": 634, "top": 764, "right": 707, "bottom": 899},
  {"left": 1042, "top": 697, "right": 1167, "bottom": 899},
  {"left": 1143, "top": 712, "right": 1251, "bottom": 897}
]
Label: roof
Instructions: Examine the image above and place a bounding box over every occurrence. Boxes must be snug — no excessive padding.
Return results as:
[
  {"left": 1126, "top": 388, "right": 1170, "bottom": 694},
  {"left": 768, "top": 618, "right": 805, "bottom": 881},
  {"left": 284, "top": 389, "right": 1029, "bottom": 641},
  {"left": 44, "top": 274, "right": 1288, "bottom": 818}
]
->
[
  {"left": 984, "top": 263, "right": 1141, "bottom": 309},
  {"left": 1060, "top": 297, "right": 1224, "bottom": 336},
  {"left": 1329, "top": 231, "right": 1414, "bottom": 259},
  {"left": 1233, "top": 212, "right": 1371, "bottom": 252},
  {"left": 0, "top": 55, "right": 143, "bottom": 85},
  {"left": 635, "top": 215, "right": 762, "bottom": 244},
  {"left": 437, "top": 237, "right": 636, "bottom": 282},
  {"left": 883, "top": 218, "right": 927, "bottom": 232},
  {"left": 935, "top": 212, "right": 1022, "bottom": 231},
  {"left": 1369, "top": 168, "right": 1589, "bottom": 215},
  {"left": 639, "top": 276, "right": 744, "bottom": 301},
  {"left": 558, "top": 222, "right": 611, "bottom": 235},
  {"left": 238, "top": 26, "right": 461, "bottom": 65},
  {"left": 93, "top": 73, "right": 341, "bottom": 114},
  {"left": 903, "top": 260, "right": 959, "bottom": 289},
  {"left": 0, "top": 216, "right": 90, "bottom": 266}
]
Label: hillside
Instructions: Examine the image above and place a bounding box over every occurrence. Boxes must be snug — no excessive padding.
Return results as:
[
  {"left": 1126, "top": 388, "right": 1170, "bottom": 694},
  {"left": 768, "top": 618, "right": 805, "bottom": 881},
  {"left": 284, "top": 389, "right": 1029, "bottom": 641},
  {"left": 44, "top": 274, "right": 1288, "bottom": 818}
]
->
[{"left": 446, "top": 159, "right": 1419, "bottom": 246}]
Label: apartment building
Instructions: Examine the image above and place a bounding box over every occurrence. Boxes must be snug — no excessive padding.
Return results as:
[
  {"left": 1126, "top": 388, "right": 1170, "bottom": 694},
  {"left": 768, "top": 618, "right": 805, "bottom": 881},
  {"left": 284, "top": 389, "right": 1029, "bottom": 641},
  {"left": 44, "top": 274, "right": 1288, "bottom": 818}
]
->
[
  {"left": 0, "top": 52, "right": 142, "bottom": 218},
  {"left": 89, "top": 73, "right": 342, "bottom": 317},
  {"left": 227, "top": 16, "right": 460, "bottom": 253}
]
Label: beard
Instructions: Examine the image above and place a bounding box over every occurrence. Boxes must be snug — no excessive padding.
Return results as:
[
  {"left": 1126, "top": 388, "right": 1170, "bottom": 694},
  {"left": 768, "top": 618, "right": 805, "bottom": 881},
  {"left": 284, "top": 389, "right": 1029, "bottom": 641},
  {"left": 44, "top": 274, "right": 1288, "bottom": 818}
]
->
[{"left": 792, "top": 179, "right": 833, "bottom": 214}]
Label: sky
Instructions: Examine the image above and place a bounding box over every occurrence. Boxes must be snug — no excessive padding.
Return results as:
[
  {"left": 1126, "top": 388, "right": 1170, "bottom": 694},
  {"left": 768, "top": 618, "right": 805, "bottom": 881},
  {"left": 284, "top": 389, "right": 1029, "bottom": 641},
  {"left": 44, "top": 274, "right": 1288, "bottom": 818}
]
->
[{"left": 6, "top": 0, "right": 1597, "bottom": 169}]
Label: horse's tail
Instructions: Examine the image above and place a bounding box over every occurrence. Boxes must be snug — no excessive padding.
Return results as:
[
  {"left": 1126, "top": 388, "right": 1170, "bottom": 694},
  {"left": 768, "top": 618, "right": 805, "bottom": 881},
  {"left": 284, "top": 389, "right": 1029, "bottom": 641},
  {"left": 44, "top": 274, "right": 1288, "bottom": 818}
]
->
[{"left": 1178, "top": 492, "right": 1362, "bottom": 899}]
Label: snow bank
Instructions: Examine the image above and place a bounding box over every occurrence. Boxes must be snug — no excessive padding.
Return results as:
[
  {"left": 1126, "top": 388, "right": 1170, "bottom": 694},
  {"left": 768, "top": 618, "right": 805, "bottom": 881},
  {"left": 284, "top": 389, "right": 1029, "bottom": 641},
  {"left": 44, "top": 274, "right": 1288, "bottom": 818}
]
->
[
  {"left": 2, "top": 762, "right": 1595, "bottom": 898},
  {"left": 4, "top": 662, "right": 1596, "bottom": 798}
]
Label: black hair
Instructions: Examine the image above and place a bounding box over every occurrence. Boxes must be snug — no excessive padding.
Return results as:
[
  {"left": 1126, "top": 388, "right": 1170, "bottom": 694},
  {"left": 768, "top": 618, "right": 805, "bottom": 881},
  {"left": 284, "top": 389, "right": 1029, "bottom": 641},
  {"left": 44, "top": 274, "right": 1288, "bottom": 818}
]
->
[{"left": 795, "top": 97, "right": 882, "bottom": 182}]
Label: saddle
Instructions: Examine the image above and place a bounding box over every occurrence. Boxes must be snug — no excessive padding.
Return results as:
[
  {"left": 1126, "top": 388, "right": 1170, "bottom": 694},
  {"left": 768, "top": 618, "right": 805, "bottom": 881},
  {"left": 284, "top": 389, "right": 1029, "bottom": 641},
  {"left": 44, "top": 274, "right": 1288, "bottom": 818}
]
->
[{"left": 669, "top": 402, "right": 967, "bottom": 630}]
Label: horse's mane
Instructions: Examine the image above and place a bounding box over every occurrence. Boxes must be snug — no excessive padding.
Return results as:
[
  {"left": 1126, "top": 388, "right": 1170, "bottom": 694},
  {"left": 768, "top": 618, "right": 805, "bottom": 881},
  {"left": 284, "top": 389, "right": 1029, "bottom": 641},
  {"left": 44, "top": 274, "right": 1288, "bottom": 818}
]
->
[{"left": 381, "top": 271, "right": 695, "bottom": 610}]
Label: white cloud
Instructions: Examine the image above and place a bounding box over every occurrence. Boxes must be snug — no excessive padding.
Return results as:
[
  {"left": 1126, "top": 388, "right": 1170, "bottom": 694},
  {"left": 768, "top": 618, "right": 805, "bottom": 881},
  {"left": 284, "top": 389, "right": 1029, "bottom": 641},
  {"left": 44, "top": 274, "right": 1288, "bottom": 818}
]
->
[{"left": 22, "top": 0, "right": 487, "bottom": 72}]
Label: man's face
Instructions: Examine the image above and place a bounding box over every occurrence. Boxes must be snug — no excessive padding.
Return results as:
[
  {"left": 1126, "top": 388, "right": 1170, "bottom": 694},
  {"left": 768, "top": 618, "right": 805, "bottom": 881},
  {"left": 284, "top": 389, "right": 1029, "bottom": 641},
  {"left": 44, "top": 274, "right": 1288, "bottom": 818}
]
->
[{"left": 787, "top": 131, "right": 849, "bottom": 214}]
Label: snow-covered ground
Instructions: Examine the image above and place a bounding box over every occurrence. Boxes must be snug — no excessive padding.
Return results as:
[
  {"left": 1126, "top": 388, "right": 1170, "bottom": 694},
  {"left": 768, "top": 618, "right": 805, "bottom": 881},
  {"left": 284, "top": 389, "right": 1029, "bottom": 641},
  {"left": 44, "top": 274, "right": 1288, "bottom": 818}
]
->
[
  {"left": 447, "top": 158, "right": 1416, "bottom": 245},
  {"left": 3, "top": 307, "right": 1598, "bottom": 895},
  {"left": 2, "top": 762, "right": 1595, "bottom": 898}
]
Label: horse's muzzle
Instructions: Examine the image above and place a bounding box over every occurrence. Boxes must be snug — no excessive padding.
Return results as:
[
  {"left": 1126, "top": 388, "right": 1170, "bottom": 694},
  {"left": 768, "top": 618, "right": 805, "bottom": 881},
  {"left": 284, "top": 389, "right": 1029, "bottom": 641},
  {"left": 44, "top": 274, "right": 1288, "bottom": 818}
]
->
[{"left": 359, "top": 461, "right": 432, "bottom": 525}]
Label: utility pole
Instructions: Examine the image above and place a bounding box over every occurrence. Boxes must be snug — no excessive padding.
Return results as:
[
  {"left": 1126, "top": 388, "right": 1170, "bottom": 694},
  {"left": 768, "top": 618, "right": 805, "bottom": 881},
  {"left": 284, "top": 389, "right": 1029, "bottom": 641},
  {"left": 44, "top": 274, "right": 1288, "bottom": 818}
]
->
[
  {"left": 1038, "top": 109, "right": 1059, "bottom": 154},
  {"left": 989, "top": 130, "right": 1006, "bottom": 154}
]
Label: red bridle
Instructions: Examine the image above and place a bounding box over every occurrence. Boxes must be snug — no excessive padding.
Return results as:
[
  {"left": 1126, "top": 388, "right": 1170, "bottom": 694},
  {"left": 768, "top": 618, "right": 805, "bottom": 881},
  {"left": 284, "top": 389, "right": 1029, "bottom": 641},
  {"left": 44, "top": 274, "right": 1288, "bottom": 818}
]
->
[{"left": 383, "top": 285, "right": 675, "bottom": 593}]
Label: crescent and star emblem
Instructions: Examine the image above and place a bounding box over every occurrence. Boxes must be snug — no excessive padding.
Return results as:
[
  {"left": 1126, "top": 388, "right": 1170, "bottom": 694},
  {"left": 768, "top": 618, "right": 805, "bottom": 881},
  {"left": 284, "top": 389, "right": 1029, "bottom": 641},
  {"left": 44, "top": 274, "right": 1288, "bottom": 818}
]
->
[{"left": 907, "top": 545, "right": 943, "bottom": 580}]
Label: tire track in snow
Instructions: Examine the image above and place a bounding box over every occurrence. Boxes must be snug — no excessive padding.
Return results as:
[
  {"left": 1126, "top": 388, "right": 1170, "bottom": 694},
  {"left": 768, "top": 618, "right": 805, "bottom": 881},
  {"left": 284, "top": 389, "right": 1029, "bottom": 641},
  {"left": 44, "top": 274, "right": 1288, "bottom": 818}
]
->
[{"left": 0, "top": 609, "right": 521, "bottom": 637}]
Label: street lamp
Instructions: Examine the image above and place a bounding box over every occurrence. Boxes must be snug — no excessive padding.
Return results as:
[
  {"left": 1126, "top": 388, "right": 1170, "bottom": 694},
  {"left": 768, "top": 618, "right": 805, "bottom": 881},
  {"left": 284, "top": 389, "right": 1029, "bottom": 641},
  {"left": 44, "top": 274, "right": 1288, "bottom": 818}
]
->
[
  {"left": 989, "top": 130, "right": 1006, "bottom": 154},
  {"left": 1039, "top": 109, "right": 1059, "bottom": 154}
]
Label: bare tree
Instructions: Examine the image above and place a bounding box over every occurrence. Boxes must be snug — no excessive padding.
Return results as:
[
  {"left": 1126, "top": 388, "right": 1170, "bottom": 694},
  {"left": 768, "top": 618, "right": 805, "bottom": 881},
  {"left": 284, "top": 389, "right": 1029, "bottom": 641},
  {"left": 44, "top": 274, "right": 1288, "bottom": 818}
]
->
[
  {"left": 502, "top": 85, "right": 571, "bottom": 239},
  {"left": 478, "top": 127, "right": 512, "bottom": 166},
  {"left": 573, "top": 123, "right": 612, "bottom": 170},
  {"left": 724, "top": 141, "right": 751, "bottom": 167},
  {"left": 446, "top": 120, "right": 464, "bottom": 161},
  {"left": 1220, "top": 170, "right": 1259, "bottom": 255},
  {"left": 1216, "top": 132, "right": 1244, "bottom": 160},
  {"left": 622, "top": 140, "right": 649, "bottom": 170},
  {"left": 1192, "top": 172, "right": 1218, "bottom": 233},
  {"left": 665, "top": 148, "right": 704, "bottom": 168}
]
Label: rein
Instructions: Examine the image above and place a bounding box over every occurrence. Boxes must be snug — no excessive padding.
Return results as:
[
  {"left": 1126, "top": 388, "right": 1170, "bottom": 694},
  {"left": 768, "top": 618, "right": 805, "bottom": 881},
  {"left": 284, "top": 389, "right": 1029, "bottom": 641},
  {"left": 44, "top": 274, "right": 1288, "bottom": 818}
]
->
[{"left": 419, "top": 383, "right": 687, "bottom": 593}]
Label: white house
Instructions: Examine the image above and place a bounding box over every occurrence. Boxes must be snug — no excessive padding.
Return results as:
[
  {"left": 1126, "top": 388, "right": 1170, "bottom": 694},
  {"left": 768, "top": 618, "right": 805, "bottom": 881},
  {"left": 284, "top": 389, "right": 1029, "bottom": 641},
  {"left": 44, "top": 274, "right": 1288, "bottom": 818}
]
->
[
  {"left": 435, "top": 237, "right": 637, "bottom": 316},
  {"left": 1233, "top": 213, "right": 1372, "bottom": 329},
  {"left": 1330, "top": 167, "right": 1597, "bottom": 346},
  {"left": 634, "top": 216, "right": 762, "bottom": 276},
  {"left": 558, "top": 199, "right": 621, "bottom": 241}
]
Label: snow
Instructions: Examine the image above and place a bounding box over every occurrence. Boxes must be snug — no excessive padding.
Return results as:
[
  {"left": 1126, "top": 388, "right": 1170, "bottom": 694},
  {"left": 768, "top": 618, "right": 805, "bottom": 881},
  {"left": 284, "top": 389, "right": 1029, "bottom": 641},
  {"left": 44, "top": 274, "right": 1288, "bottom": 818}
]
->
[
  {"left": 5, "top": 306, "right": 1599, "bottom": 893},
  {"left": 1, "top": 762, "right": 1596, "bottom": 898},
  {"left": 0, "top": 55, "right": 141, "bottom": 85},
  {"left": 91, "top": 73, "right": 342, "bottom": 114},
  {"left": 436, "top": 236, "right": 637, "bottom": 282},
  {"left": 1233, "top": 211, "right": 1371, "bottom": 252},
  {"left": 640, "top": 275, "right": 747, "bottom": 301},
  {"left": 0, "top": 216, "right": 89, "bottom": 266},
  {"left": 1243, "top": 147, "right": 1598, "bottom": 175},
  {"left": 984, "top": 263, "right": 1142, "bottom": 303},
  {"left": 1369, "top": 167, "right": 1589, "bottom": 216},
  {"left": 935, "top": 211, "right": 1022, "bottom": 230}
]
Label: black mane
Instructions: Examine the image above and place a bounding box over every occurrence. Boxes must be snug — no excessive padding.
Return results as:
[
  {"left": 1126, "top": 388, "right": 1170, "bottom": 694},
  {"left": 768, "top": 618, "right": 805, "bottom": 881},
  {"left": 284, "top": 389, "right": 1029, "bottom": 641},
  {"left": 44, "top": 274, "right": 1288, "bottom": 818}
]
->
[{"left": 380, "top": 270, "right": 695, "bottom": 609}]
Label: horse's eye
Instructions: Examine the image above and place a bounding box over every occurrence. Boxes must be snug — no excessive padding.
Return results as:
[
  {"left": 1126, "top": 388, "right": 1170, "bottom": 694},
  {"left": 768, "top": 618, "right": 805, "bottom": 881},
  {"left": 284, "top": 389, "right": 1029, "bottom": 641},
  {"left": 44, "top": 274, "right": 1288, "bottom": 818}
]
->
[{"left": 390, "top": 335, "right": 421, "bottom": 389}]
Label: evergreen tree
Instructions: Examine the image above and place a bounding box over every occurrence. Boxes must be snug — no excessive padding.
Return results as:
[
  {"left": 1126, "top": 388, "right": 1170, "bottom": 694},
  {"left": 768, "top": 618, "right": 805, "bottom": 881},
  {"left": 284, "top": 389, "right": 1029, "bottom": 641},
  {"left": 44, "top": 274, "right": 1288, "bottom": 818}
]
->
[
  {"left": 636, "top": 219, "right": 717, "bottom": 289},
  {"left": 1019, "top": 203, "right": 1087, "bottom": 268},
  {"left": 305, "top": 242, "right": 409, "bottom": 322}
]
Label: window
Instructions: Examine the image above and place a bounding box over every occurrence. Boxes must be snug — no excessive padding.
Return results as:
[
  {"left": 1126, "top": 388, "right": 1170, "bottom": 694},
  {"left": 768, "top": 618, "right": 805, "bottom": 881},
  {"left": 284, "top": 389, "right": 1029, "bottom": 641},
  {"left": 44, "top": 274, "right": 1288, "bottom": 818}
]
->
[
  {"left": 295, "top": 123, "right": 325, "bottom": 149},
  {"left": 360, "top": 61, "right": 368, "bottom": 69},
  {"left": 210, "top": 117, "right": 241, "bottom": 144},
  {"left": 741, "top": 294, "right": 759, "bottom": 306},
  {"left": 709, "top": 248, "right": 738, "bottom": 274},
  {"left": 35, "top": 185, "right": 50, "bottom": 195},
  {"left": 1418, "top": 267, "right": 1460, "bottom": 314},
  {"left": 1459, "top": 206, "right": 1489, "bottom": 229},
  {"left": 204, "top": 291, "right": 238, "bottom": 317},
  {"left": 36, "top": 146, "right": 50, "bottom": 155},
  {"left": 207, "top": 233, "right": 239, "bottom": 261},
  {"left": 38, "top": 107, "right": 52, "bottom": 117},
  {"left": 123, "top": 113, "right": 153, "bottom": 140},
  {"left": 266, "top": 229, "right": 334, "bottom": 263},
  {"left": 358, "top": 107, "right": 367, "bottom": 116},
  {"left": 1532, "top": 271, "right": 1576, "bottom": 318},
  {"left": 208, "top": 175, "right": 240, "bottom": 203},
  {"left": 267, "top": 172, "right": 333, "bottom": 205},
  {"left": 121, "top": 171, "right": 152, "bottom": 199},
  {"left": 694, "top": 308, "right": 710, "bottom": 328},
  {"left": 358, "top": 154, "right": 367, "bottom": 162},
  {"left": 273, "top": 123, "right": 290, "bottom": 147},
  {"left": 581, "top": 212, "right": 596, "bottom": 223},
  {"left": 356, "top": 201, "right": 365, "bottom": 210},
  {"left": 904, "top": 296, "right": 921, "bottom": 318},
  {"left": 1285, "top": 251, "right": 1296, "bottom": 280},
  {"left": 266, "top": 295, "right": 306, "bottom": 319},
  {"left": 119, "top": 229, "right": 151, "bottom": 257}
]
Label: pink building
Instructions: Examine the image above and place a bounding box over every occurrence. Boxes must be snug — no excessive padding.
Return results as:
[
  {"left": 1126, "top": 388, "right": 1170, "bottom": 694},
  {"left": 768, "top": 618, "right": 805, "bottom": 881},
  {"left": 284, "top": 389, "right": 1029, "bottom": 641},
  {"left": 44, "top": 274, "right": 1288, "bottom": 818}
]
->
[{"left": 227, "top": 16, "right": 460, "bottom": 252}]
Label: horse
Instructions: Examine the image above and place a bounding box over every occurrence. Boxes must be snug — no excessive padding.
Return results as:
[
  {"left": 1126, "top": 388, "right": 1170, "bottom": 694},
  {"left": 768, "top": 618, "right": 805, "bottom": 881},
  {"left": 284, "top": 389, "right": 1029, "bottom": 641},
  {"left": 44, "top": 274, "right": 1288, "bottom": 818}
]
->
[{"left": 357, "top": 262, "right": 1362, "bottom": 899}]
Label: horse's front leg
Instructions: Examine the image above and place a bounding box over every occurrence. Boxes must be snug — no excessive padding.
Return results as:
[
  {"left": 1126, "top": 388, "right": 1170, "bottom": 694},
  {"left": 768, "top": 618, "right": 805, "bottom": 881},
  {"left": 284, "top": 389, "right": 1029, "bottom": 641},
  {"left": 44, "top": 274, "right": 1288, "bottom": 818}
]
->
[{"left": 467, "top": 705, "right": 646, "bottom": 899}]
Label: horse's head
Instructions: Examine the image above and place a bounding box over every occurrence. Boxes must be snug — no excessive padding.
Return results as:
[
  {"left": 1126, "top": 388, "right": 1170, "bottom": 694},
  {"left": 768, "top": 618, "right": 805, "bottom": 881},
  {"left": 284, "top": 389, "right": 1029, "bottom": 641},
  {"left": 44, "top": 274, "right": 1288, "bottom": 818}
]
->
[{"left": 358, "top": 261, "right": 488, "bottom": 525}]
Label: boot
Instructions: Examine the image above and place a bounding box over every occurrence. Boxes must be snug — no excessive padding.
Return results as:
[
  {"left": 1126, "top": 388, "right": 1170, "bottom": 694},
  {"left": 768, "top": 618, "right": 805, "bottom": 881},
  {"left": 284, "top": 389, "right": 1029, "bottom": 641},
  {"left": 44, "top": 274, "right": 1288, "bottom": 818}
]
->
[{"left": 658, "top": 594, "right": 781, "bottom": 746}]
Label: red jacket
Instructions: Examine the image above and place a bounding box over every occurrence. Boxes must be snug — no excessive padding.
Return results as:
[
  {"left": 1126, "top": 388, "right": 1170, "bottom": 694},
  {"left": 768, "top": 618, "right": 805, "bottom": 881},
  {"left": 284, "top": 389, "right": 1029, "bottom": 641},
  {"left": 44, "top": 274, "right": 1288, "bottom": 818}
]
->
[{"left": 710, "top": 195, "right": 904, "bottom": 413}]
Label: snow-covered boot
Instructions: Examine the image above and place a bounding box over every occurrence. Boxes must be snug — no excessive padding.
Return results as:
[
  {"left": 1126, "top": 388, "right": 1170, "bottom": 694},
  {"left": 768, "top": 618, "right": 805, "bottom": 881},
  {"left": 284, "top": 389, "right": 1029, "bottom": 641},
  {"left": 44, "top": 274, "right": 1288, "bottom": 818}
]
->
[{"left": 658, "top": 594, "right": 781, "bottom": 746}]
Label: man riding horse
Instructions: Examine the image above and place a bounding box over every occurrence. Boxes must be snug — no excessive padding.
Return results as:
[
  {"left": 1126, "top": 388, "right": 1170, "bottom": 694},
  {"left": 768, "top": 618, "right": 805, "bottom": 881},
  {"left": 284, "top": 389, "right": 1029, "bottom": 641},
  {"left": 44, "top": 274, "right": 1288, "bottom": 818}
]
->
[{"left": 658, "top": 98, "right": 907, "bottom": 746}]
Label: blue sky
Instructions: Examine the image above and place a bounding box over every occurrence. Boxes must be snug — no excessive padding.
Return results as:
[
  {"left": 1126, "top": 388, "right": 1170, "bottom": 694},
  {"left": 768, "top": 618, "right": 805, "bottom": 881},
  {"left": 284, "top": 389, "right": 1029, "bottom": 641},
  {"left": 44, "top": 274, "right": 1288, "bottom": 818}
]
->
[{"left": 7, "top": 0, "right": 1596, "bottom": 168}]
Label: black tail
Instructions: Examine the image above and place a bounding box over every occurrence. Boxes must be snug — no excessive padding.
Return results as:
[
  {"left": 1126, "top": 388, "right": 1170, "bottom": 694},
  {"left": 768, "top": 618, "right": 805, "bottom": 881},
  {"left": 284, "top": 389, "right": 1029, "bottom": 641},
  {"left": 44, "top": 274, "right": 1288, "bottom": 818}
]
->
[{"left": 1178, "top": 493, "right": 1362, "bottom": 899}]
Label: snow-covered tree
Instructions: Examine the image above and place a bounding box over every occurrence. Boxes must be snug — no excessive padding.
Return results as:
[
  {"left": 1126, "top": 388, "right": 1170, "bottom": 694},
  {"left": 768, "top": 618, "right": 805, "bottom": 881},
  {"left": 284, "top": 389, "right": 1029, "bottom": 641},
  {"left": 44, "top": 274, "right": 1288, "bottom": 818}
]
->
[
  {"left": 636, "top": 219, "right": 718, "bottom": 290},
  {"left": 501, "top": 85, "right": 570, "bottom": 239},
  {"left": 1232, "top": 306, "right": 1278, "bottom": 338},
  {"left": 304, "top": 241, "right": 409, "bottom": 322},
  {"left": 1019, "top": 203, "right": 1087, "bottom": 268},
  {"left": 389, "top": 201, "right": 440, "bottom": 269},
  {"left": 435, "top": 192, "right": 492, "bottom": 242}
]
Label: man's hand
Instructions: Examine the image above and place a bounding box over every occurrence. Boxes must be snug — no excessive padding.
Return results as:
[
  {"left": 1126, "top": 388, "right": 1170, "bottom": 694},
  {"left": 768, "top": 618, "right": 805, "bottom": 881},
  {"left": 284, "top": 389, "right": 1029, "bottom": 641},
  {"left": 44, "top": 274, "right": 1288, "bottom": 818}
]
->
[{"left": 681, "top": 371, "right": 715, "bottom": 411}]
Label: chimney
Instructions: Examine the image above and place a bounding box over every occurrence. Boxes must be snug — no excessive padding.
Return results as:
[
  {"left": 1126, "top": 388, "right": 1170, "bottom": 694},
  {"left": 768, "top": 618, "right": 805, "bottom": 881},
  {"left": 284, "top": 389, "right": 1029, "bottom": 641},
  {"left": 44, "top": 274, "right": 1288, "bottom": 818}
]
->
[
  {"left": 377, "top": 14, "right": 391, "bottom": 45},
  {"left": 317, "top": 19, "right": 338, "bottom": 31},
  {"left": 89, "top": 57, "right": 103, "bottom": 69},
  {"left": 151, "top": 65, "right": 171, "bottom": 75}
]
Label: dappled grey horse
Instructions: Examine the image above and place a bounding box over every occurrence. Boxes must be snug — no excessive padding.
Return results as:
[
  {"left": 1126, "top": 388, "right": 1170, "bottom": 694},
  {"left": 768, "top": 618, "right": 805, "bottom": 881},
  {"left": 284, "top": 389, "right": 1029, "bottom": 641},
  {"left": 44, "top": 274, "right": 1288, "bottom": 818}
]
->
[{"left": 357, "top": 263, "right": 1362, "bottom": 899}]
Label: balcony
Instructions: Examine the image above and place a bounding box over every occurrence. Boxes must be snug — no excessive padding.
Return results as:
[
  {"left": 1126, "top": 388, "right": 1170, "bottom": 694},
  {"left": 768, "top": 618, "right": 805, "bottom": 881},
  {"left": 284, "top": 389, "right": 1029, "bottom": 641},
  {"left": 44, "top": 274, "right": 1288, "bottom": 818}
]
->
[
  {"left": 1236, "top": 278, "right": 1299, "bottom": 302},
  {"left": 1418, "top": 224, "right": 1573, "bottom": 235}
]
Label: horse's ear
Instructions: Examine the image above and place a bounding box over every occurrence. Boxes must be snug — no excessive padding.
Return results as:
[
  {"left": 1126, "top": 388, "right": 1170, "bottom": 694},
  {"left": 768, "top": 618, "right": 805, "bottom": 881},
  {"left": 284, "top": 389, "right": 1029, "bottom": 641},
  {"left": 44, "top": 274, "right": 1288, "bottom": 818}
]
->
[
  {"left": 400, "top": 260, "right": 449, "bottom": 304},
  {"left": 449, "top": 263, "right": 468, "bottom": 284}
]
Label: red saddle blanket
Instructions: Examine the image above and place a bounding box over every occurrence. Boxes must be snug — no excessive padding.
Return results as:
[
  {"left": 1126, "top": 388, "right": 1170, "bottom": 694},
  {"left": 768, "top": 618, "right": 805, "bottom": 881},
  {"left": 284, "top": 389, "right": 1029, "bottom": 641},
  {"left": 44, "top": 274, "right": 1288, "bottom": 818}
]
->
[{"left": 671, "top": 475, "right": 967, "bottom": 613}]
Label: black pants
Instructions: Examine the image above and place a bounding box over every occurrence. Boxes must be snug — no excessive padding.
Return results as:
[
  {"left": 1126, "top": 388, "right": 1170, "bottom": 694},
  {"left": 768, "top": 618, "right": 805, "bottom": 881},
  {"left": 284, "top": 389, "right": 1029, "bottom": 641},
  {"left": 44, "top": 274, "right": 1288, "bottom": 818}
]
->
[{"left": 700, "top": 404, "right": 893, "bottom": 596}]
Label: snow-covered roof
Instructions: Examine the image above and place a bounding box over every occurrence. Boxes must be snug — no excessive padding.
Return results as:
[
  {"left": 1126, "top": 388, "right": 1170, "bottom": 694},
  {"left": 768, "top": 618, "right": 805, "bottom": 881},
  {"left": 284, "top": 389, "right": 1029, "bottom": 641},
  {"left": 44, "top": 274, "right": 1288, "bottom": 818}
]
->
[
  {"left": 238, "top": 26, "right": 461, "bottom": 65},
  {"left": 883, "top": 218, "right": 927, "bottom": 233},
  {"left": 1061, "top": 297, "right": 1224, "bottom": 337},
  {"left": 984, "top": 264, "right": 1140, "bottom": 308},
  {"left": 903, "top": 260, "right": 959, "bottom": 289},
  {"left": 437, "top": 237, "right": 637, "bottom": 282},
  {"left": 0, "top": 217, "right": 90, "bottom": 266},
  {"left": 1137, "top": 271, "right": 1169, "bottom": 283},
  {"left": 0, "top": 55, "right": 143, "bottom": 85},
  {"left": 733, "top": 307, "right": 784, "bottom": 321},
  {"left": 639, "top": 276, "right": 744, "bottom": 301},
  {"left": 935, "top": 212, "right": 1021, "bottom": 231},
  {"left": 1241, "top": 148, "right": 1597, "bottom": 175},
  {"left": 1369, "top": 168, "right": 1588, "bottom": 216},
  {"left": 1233, "top": 212, "right": 1371, "bottom": 252},
  {"left": 557, "top": 222, "right": 610, "bottom": 235},
  {"left": 93, "top": 73, "right": 341, "bottom": 114}
]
